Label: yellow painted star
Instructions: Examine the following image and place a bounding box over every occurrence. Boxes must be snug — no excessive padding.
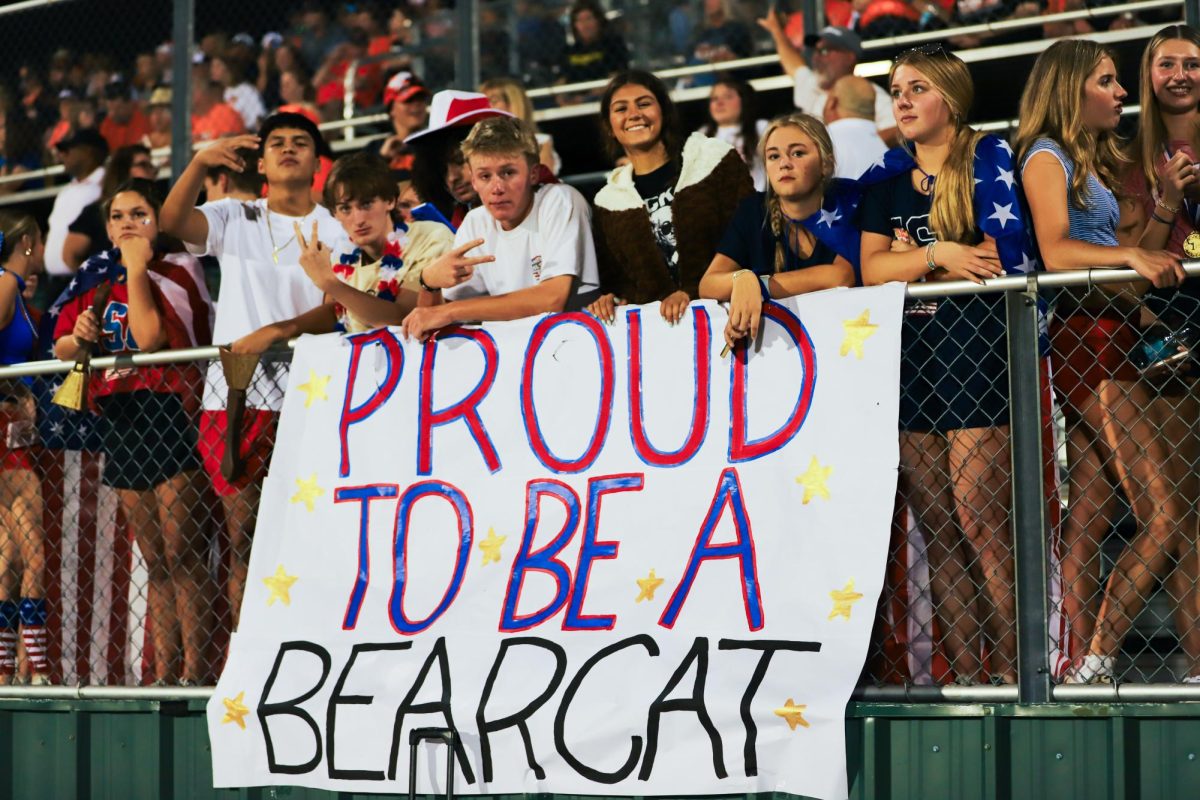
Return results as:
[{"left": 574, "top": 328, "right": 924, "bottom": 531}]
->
[
  {"left": 795, "top": 456, "right": 833, "bottom": 504},
  {"left": 840, "top": 310, "right": 879, "bottom": 359},
  {"left": 828, "top": 579, "right": 865, "bottom": 621},
  {"left": 635, "top": 569, "right": 665, "bottom": 603},
  {"left": 290, "top": 473, "right": 325, "bottom": 512},
  {"left": 479, "top": 528, "right": 507, "bottom": 565},
  {"left": 774, "top": 698, "right": 810, "bottom": 730},
  {"left": 296, "top": 370, "right": 331, "bottom": 408},
  {"left": 222, "top": 691, "right": 250, "bottom": 729},
  {"left": 263, "top": 565, "right": 298, "bottom": 607}
]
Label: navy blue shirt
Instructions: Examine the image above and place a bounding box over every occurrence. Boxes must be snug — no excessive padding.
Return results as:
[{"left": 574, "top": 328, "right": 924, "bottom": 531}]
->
[{"left": 717, "top": 192, "right": 839, "bottom": 276}]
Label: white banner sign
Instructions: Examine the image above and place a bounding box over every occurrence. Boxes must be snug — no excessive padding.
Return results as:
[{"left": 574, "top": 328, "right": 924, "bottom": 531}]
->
[{"left": 208, "top": 284, "right": 904, "bottom": 799}]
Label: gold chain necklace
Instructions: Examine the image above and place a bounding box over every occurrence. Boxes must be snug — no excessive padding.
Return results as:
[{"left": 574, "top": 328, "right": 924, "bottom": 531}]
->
[{"left": 264, "top": 204, "right": 300, "bottom": 264}]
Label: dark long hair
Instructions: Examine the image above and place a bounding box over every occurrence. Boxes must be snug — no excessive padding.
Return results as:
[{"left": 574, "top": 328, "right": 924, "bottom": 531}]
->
[
  {"left": 699, "top": 74, "right": 760, "bottom": 164},
  {"left": 409, "top": 127, "right": 471, "bottom": 221},
  {"left": 599, "top": 69, "right": 681, "bottom": 163}
]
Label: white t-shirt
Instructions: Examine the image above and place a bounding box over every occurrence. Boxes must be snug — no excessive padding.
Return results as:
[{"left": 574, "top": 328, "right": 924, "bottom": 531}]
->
[
  {"left": 444, "top": 183, "right": 599, "bottom": 307},
  {"left": 189, "top": 197, "right": 346, "bottom": 410},
  {"left": 828, "top": 117, "right": 889, "bottom": 179},
  {"left": 225, "top": 82, "right": 266, "bottom": 131},
  {"left": 793, "top": 66, "right": 893, "bottom": 133},
  {"left": 713, "top": 120, "right": 769, "bottom": 191},
  {"left": 45, "top": 166, "right": 105, "bottom": 276}
]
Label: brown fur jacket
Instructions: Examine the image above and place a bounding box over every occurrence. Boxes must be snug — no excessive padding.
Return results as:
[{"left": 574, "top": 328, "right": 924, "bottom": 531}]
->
[{"left": 592, "top": 132, "right": 754, "bottom": 304}]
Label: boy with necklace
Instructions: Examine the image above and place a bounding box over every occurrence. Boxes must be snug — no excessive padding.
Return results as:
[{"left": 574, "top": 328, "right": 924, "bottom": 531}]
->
[{"left": 160, "top": 112, "right": 346, "bottom": 623}]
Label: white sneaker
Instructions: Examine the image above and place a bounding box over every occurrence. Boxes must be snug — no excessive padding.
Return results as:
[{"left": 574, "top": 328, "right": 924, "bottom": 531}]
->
[
  {"left": 28, "top": 673, "right": 50, "bottom": 686},
  {"left": 1065, "top": 654, "right": 1115, "bottom": 684}
]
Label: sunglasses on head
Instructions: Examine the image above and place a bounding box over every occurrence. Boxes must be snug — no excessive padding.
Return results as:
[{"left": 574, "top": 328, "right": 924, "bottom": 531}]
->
[{"left": 895, "top": 42, "right": 949, "bottom": 61}]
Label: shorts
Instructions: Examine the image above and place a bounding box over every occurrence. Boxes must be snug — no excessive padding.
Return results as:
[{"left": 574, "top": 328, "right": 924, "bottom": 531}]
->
[
  {"left": 1050, "top": 311, "right": 1139, "bottom": 410},
  {"left": 95, "top": 390, "right": 201, "bottom": 491},
  {"left": 199, "top": 408, "right": 279, "bottom": 497},
  {"left": 899, "top": 293, "right": 1010, "bottom": 433}
]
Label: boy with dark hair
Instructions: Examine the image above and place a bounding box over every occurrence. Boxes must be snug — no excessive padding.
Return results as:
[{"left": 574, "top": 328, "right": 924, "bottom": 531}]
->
[
  {"left": 204, "top": 147, "right": 264, "bottom": 202},
  {"left": 160, "top": 111, "right": 344, "bottom": 621},
  {"left": 401, "top": 116, "right": 598, "bottom": 341}
]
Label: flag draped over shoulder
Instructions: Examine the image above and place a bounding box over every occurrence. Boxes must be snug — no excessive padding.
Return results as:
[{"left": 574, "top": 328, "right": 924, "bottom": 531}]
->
[
  {"left": 855, "top": 134, "right": 1042, "bottom": 276},
  {"left": 801, "top": 177, "right": 867, "bottom": 282}
]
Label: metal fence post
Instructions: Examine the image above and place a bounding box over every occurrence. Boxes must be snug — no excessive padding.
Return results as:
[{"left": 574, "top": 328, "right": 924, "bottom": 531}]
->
[
  {"left": 1006, "top": 279, "right": 1052, "bottom": 704},
  {"left": 170, "top": 0, "right": 194, "bottom": 182},
  {"left": 801, "top": 0, "right": 826, "bottom": 41},
  {"left": 456, "top": 0, "right": 480, "bottom": 91},
  {"left": 1188, "top": 0, "right": 1200, "bottom": 29}
]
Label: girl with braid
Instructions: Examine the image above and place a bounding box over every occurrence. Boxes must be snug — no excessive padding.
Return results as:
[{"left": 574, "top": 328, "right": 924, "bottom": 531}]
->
[{"left": 699, "top": 113, "right": 858, "bottom": 351}]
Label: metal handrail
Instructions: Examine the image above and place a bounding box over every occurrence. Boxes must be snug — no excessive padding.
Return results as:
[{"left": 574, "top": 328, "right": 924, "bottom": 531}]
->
[{"left": 0, "top": 261, "right": 1194, "bottom": 381}]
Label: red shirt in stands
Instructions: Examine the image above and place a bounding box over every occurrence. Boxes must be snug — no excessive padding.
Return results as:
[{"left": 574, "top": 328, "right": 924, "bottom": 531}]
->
[
  {"left": 192, "top": 102, "right": 246, "bottom": 142},
  {"left": 100, "top": 109, "right": 150, "bottom": 151}
]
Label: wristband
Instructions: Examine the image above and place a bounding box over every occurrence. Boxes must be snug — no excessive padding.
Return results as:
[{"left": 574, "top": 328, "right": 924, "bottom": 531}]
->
[
  {"left": 418, "top": 270, "right": 437, "bottom": 292},
  {"left": 925, "top": 241, "right": 938, "bottom": 273},
  {"left": 1151, "top": 211, "right": 1175, "bottom": 226},
  {"left": 1156, "top": 197, "right": 1181, "bottom": 216}
]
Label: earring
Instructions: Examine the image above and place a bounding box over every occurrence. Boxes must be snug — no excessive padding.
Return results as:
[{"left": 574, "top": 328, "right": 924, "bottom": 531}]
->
[{"left": 23, "top": 248, "right": 31, "bottom": 257}]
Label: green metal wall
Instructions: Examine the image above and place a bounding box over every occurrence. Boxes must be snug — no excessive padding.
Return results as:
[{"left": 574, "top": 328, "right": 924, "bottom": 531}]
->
[{"left": 0, "top": 699, "right": 1198, "bottom": 799}]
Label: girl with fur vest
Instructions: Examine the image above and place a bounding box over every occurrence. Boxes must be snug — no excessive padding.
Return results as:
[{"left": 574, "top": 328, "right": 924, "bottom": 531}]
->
[{"left": 588, "top": 70, "right": 753, "bottom": 325}]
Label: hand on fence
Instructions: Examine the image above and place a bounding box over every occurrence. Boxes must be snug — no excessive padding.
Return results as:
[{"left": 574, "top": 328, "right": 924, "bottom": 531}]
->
[
  {"left": 419, "top": 239, "right": 492, "bottom": 290},
  {"left": 1156, "top": 150, "right": 1198, "bottom": 209},
  {"left": 660, "top": 290, "right": 691, "bottom": 325},
  {"left": 935, "top": 240, "right": 1003, "bottom": 284},
  {"left": 725, "top": 271, "right": 762, "bottom": 351},
  {"left": 1126, "top": 248, "right": 1186, "bottom": 288},
  {"left": 194, "top": 135, "right": 261, "bottom": 171},
  {"left": 295, "top": 222, "right": 335, "bottom": 293},
  {"left": 586, "top": 293, "right": 626, "bottom": 325}
]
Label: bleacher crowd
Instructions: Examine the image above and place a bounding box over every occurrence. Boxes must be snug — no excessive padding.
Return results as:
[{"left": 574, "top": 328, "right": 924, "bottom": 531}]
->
[{"left": 0, "top": 1, "right": 1196, "bottom": 689}]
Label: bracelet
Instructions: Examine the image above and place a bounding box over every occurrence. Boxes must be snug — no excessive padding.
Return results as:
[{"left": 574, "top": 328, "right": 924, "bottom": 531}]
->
[
  {"left": 1151, "top": 211, "right": 1175, "bottom": 226},
  {"left": 925, "top": 241, "right": 938, "bottom": 273},
  {"left": 418, "top": 270, "right": 437, "bottom": 292},
  {"left": 1156, "top": 197, "right": 1181, "bottom": 216},
  {"left": 731, "top": 268, "right": 754, "bottom": 283}
]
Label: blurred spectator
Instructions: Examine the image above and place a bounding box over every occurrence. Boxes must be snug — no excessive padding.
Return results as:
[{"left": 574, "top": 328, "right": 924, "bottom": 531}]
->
[
  {"left": 517, "top": 0, "right": 568, "bottom": 86},
  {"left": 204, "top": 147, "right": 263, "bottom": 202},
  {"left": 481, "top": 77, "right": 561, "bottom": 175},
  {"left": 669, "top": 0, "right": 695, "bottom": 56},
  {"left": 379, "top": 72, "right": 432, "bottom": 171},
  {"left": 277, "top": 69, "right": 320, "bottom": 119},
  {"left": 559, "top": 0, "right": 629, "bottom": 102},
  {"left": 855, "top": 0, "right": 923, "bottom": 38},
  {"left": 131, "top": 53, "right": 161, "bottom": 102},
  {"left": 211, "top": 50, "right": 267, "bottom": 131},
  {"left": 81, "top": 54, "right": 117, "bottom": 102},
  {"left": 313, "top": 28, "right": 382, "bottom": 120},
  {"left": 45, "top": 90, "right": 96, "bottom": 154},
  {"left": 697, "top": 75, "right": 767, "bottom": 190},
  {"left": 691, "top": 0, "right": 754, "bottom": 67},
  {"left": 0, "top": 109, "right": 44, "bottom": 197},
  {"left": 44, "top": 127, "right": 107, "bottom": 279},
  {"left": 368, "top": 6, "right": 417, "bottom": 77},
  {"left": 758, "top": 15, "right": 898, "bottom": 146},
  {"left": 99, "top": 81, "right": 149, "bottom": 152},
  {"left": 64, "top": 144, "right": 157, "bottom": 270},
  {"left": 294, "top": 0, "right": 348, "bottom": 75},
  {"left": 192, "top": 80, "right": 246, "bottom": 143},
  {"left": 47, "top": 48, "right": 74, "bottom": 95},
  {"left": 143, "top": 87, "right": 173, "bottom": 152},
  {"left": 16, "top": 67, "right": 55, "bottom": 133},
  {"left": 823, "top": 75, "right": 887, "bottom": 179},
  {"left": 155, "top": 42, "right": 175, "bottom": 87},
  {"left": 948, "top": 0, "right": 1044, "bottom": 47}
]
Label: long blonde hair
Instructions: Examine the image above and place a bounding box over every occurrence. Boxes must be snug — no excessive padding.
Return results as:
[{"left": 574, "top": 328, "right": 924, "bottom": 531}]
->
[
  {"left": 1132, "top": 25, "right": 1200, "bottom": 198},
  {"left": 760, "top": 113, "right": 834, "bottom": 273},
  {"left": 890, "top": 47, "right": 984, "bottom": 244},
  {"left": 478, "top": 78, "right": 538, "bottom": 130},
  {"left": 1013, "top": 39, "right": 1127, "bottom": 209}
]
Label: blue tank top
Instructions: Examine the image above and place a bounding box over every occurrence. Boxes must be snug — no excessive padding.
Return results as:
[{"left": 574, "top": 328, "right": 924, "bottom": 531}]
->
[
  {"left": 0, "top": 271, "right": 37, "bottom": 367},
  {"left": 1021, "top": 137, "right": 1119, "bottom": 246}
]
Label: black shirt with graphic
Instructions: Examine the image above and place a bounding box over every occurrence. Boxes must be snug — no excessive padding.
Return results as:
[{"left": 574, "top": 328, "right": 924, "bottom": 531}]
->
[{"left": 633, "top": 161, "right": 680, "bottom": 285}]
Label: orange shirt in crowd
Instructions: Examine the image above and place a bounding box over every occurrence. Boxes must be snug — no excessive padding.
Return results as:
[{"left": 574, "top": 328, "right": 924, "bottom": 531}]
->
[
  {"left": 192, "top": 102, "right": 245, "bottom": 142},
  {"left": 100, "top": 108, "right": 150, "bottom": 151}
]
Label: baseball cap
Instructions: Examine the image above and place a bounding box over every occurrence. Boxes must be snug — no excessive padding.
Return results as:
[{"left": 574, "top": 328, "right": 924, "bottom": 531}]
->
[
  {"left": 56, "top": 127, "right": 109, "bottom": 155},
  {"left": 383, "top": 71, "right": 431, "bottom": 108},
  {"left": 804, "top": 26, "right": 864, "bottom": 60},
  {"left": 404, "top": 90, "right": 512, "bottom": 144}
]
